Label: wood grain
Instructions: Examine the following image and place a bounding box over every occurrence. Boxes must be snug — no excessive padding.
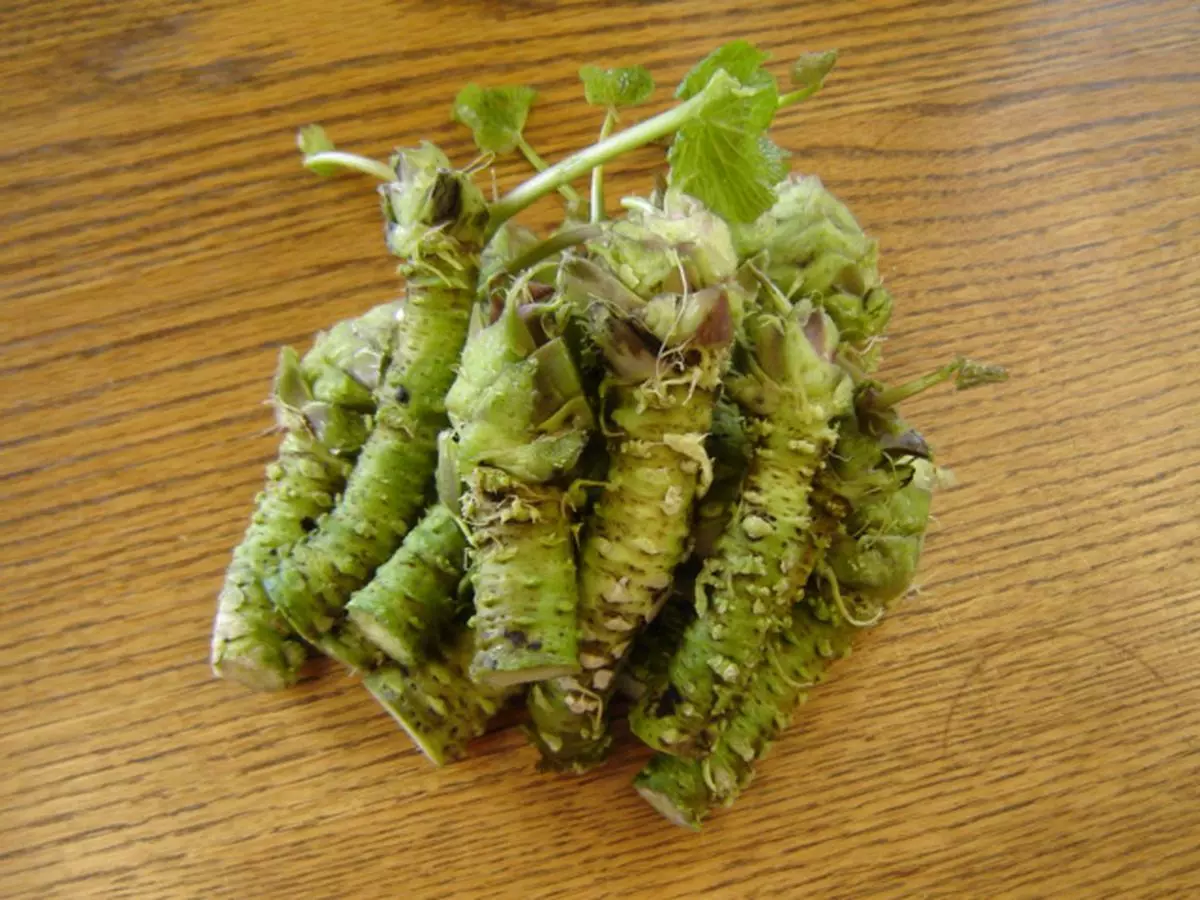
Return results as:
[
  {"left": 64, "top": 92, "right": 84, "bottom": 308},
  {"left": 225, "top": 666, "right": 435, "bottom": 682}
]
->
[{"left": 3, "top": 0, "right": 1198, "bottom": 896}]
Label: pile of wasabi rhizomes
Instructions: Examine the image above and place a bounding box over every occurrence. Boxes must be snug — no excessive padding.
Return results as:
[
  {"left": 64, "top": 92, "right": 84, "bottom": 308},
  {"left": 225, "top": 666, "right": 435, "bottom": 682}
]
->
[{"left": 209, "top": 40, "right": 1005, "bottom": 829}]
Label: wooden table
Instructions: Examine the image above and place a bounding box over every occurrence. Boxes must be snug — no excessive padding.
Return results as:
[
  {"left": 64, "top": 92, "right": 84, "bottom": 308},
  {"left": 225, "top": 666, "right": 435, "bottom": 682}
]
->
[{"left": 4, "top": 0, "right": 1198, "bottom": 896}]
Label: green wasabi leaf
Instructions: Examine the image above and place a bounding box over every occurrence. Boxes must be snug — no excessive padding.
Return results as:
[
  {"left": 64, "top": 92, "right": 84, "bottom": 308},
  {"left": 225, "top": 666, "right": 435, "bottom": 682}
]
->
[
  {"left": 580, "top": 65, "right": 655, "bottom": 109},
  {"left": 676, "top": 40, "right": 774, "bottom": 100},
  {"left": 758, "top": 136, "right": 790, "bottom": 185},
  {"left": 668, "top": 66, "right": 782, "bottom": 222},
  {"left": 451, "top": 84, "right": 538, "bottom": 155},
  {"left": 665, "top": 41, "right": 788, "bottom": 222}
]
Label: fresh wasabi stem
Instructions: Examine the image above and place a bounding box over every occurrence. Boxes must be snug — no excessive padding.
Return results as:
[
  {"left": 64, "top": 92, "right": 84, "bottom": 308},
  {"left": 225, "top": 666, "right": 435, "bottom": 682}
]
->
[
  {"left": 344, "top": 503, "right": 468, "bottom": 667},
  {"left": 514, "top": 136, "right": 583, "bottom": 211},
  {"left": 579, "top": 64, "right": 656, "bottom": 223},
  {"left": 630, "top": 292, "right": 853, "bottom": 758},
  {"left": 734, "top": 174, "right": 891, "bottom": 373},
  {"left": 526, "top": 193, "right": 746, "bottom": 771},
  {"left": 267, "top": 144, "right": 489, "bottom": 671},
  {"left": 444, "top": 292, "right": 595, "bottom": 686},
  {"left": 590, "top": 111, "right": 616, "bottom": 223},
  {"left": 303, "top": 41, "right": 813, "bottom": 238},
  {"left": 487, "top": 84, "right": 717, "bottom": 229},
  {"left": 513, "top": 135, "right": 551, "bottom": 174},
  {"left": 634, "top": 602, "right": 853, "bottom": 829},
  {"left": 364, "top": 624, "right": 517, "bottom": 766},
  {"left": 451, "top": 84, "right": 581, "bottom": 212},
  {"left": 491, "top": 40, "right": 829, "bottom": 231},
  {"left": 297, "top": 125, "right": 396, "bottom": 182},
  {"left": 870, "top": 357, "right": 1009, "bottom": 409},
  {"left": 211, "top": 302, "right": 396, "bottom": 690},
  {"left": 497, "top": 225, "right": 602, "bottom": 282}
]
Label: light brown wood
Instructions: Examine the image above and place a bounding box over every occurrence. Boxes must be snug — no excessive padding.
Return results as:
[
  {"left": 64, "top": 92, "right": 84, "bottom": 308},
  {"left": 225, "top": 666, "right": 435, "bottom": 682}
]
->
[{"left": 3, "top": 0, "right": 1198, "bottom": 895}]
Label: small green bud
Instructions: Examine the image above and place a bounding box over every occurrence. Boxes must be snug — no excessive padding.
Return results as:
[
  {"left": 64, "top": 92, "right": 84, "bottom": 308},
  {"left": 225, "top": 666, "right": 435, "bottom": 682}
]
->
[{"left": 790, "top": 50, "right": 838, "bottom": 94}]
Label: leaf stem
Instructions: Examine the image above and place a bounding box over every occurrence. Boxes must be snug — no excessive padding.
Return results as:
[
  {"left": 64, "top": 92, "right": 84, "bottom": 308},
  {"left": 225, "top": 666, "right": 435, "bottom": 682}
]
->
[
  {"left": 499, "top": 225, "right": 601, "bottom": 279},
  {"left": 589, "top": 110, "right": 618, "bottom": 224},
  {"left": 514, "top": 135, "right": 550, "bottom": 172},
  {"left": 874, "top": 361, "right": 961, "bottom": 409},
  {"left": 487, "top": 76, "right": 733, "bottom": 234},
  {"left": 874, "top": 357, "right": 1008, "bottom": 408},
  {"left": 777, "top": 86, "right": 822, "bottom": 108},
  {"left": 516, "top": 136, "right": 582, "bottom": 212},
  {"left": 303, "top": 151, "right": 395, "bottom": 183}
]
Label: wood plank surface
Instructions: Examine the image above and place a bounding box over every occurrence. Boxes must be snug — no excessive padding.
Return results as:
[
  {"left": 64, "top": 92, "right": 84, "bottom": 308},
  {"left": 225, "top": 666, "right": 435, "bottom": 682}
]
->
[{"left": 2, "top": 0, "right": 1198, "bottom": 896}]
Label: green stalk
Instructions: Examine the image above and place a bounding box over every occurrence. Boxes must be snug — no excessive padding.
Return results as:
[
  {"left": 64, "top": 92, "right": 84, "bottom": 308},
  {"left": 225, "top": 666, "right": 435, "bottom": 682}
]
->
[
  {"left": 515, "top": 135, "right": 582, "bottom": 212},
  {"left": 211, "top": 303, "right": 396, "bottom": 690},
  {"left": 874, "top": 357, "right": 1008, "bottom": 408},
  {"left": 302, "top": 151, "right": 395, "bottom": 183},
  {"left": 526, "top": 196, "right": 744, "bottom": 771},
  {"left": 445, "top": 301, "right": 595, "bottom": 686},
  {"left": 267, "top": 146, "right": 489, "bottom": 671},
  {"left": 487, "top": 73, "right": 736, "bottom": 232},
  {"left": 776, "top": 89, "right": 814, "bottom": 108},
  {"left": 776, "top": 84, "right": 831, "bottom": 108},
  {"left": 497, "top": 226, "right": 600, "bottom": 281},
  {"left": 634, "top": 603, "right": 854, "bottom": 829},
  {"left": 589, "top": 110, "right": 617, "bottom": 224},
  {"left": 364, "top": 624, "right": 517, "bottom": 766},
  {"left": 345, "top": 503, "right": 468, "bottom": 667},
  {"left": 630, "top": 300, "right": 853, "bottom": 758}
]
